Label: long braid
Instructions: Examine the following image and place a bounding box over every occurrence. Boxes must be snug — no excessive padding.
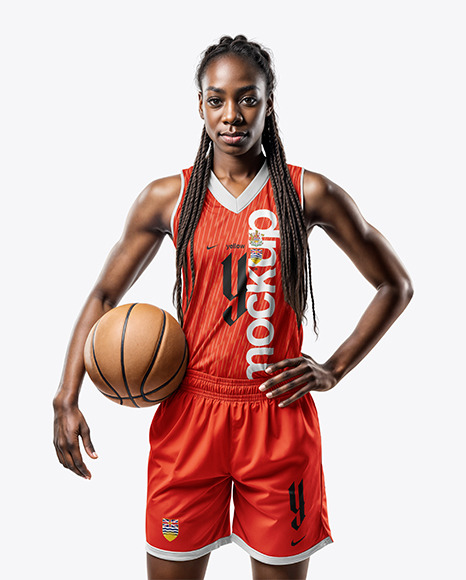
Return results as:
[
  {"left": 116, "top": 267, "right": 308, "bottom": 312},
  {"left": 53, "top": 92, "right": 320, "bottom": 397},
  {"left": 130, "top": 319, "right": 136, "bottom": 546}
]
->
[
  {"left": 262, "top": 112, "right": 318, "bottom": 334},
  {"left": 172, "top": 34, "right": 318, "bottom": 335},
  {"left": 172, "top": 126, "right": 212, "bottom": 327}
]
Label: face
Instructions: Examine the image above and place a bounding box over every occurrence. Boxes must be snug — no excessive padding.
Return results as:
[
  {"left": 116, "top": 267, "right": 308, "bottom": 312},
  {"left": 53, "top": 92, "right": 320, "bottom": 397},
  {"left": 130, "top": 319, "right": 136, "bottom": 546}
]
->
[{"left": 198, "top": 54, "right": 274, "bottom": 157}]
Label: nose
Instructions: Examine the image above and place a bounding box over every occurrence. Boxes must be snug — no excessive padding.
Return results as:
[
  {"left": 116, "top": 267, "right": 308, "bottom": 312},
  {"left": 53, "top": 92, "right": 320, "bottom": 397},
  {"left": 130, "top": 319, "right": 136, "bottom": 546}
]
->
[{"left": 222, "top": 100, "right": 242, "bottom": 125}]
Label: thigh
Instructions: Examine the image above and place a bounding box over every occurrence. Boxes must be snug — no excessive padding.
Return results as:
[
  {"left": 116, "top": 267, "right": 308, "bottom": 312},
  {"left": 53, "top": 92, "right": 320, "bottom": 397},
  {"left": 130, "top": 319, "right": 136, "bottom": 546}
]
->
[
  {"left": 147, "top": 553, "right": 210, "bottom": 580},
  {"left": 251, "top": 556, "right": 309, "bottom": 580}
]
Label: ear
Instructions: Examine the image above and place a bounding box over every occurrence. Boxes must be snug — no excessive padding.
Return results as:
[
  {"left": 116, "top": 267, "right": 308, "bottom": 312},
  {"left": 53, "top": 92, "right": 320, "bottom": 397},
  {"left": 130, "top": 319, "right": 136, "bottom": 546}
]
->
[
  {"left": 266, "top": 93, "right": 274, "bottom": 117},
  {"left": 198, "top": 91, "right": 204, "bottom": 120}
]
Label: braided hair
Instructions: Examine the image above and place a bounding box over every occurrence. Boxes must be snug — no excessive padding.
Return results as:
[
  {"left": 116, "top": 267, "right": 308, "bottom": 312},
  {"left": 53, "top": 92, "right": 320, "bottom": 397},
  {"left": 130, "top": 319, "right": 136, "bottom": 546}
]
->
[{"left": 172, "top": 34, "right": 318, "bottom": 335}]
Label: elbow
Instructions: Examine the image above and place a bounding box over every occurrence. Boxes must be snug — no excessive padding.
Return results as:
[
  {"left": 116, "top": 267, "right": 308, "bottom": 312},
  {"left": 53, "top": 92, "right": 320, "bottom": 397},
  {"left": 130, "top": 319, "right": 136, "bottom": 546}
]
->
[
  {"left": 90, "top": 287, "right": 118, "bottom": 311},
  {"left": 390, "top": 276, "right": 414, "bottom": 308},
  {"left": 378, "top": 275, "right": 414, "bottom": 308},
  {"left": 401, "top": 275, "right": 414, "bottom": 303}
]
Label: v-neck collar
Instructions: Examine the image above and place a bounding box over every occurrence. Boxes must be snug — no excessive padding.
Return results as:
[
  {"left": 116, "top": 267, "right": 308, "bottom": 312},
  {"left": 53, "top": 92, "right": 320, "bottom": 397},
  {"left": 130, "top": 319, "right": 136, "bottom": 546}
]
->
[{"left": 207, "top": 160, "right": 269, "bottom": 214}]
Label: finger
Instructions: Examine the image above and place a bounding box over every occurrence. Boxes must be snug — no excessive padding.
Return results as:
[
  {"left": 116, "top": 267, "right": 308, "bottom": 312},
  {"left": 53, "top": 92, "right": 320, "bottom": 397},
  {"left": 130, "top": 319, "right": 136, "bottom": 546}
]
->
[
  {"left": 53, "top": 428, "right": 67, "bottom": 467},
  {"left": 61, "top": 440, "right": 92, "bottom": 479},
  {"left": 266, "top": 374, "right": 314, "bottom": 398},
  {"left": 59, "top": 445, "right": 82, "bottom": 476},
  {"left": 265, "top": 358, "right": 302, "bottom": 374},
  {"left": 278, "top": 388, "right": 309, "bottom": 408},
  {"left": 54, "top": 444, "right": 67, "bottom": 468},
  {"left": 56, "top": 441, "right": 73, "bottom": 471},
  {"left": 68, "top": 447, "right": 92, "bottom": 479},
  {"left": 260, "top": 367, "right": 306, "bottom": 392},
  {"left": 81, "top": 423, "right": 98, "bottom": 459}
]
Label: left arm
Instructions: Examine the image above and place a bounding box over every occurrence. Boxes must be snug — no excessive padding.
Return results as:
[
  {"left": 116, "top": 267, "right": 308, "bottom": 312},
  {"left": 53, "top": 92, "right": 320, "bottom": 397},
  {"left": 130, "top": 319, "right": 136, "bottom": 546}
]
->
[{"left": 260, "top": 170, "right": 414, "bottom": 407}]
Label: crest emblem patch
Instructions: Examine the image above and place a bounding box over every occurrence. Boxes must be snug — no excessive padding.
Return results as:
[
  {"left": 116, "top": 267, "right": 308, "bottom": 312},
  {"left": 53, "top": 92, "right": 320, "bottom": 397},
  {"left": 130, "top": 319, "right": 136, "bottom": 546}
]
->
[
  {"left": 162, "top": 518, "right": 179, "bottom": 542},
  {"left": 249, "top": 229, "right": 264, "bottom": 264}
]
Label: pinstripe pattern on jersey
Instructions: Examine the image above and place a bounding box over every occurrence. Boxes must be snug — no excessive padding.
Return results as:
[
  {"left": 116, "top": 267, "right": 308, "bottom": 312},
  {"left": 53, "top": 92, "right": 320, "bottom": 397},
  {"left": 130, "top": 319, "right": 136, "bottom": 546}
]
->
[{"left": 172, "top": 163, "right": 305, "bottom": 380}]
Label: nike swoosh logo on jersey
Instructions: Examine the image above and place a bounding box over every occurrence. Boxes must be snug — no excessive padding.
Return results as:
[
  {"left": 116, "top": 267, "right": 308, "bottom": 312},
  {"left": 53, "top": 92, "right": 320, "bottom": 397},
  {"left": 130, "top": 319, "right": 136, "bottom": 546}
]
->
[
  {"left": 291, "top": 537, "right": 305, "bottom": 546},
  {"left": 207, "top": 245, "right": 218, "bottom": 250}
]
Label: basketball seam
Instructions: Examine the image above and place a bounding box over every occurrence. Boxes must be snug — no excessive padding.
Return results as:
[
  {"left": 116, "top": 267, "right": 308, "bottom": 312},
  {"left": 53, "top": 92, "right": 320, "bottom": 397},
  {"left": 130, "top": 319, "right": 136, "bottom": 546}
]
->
[
  {"left": 91, "top": 320, "right": 124, "bottom": 405},
  {"left": 139, "top": 308, "right": 167, "bottom": 401},
  {"left": 141, "top": 337, "right": 188, "bottom": 400},
  {"left": 120, "top": 303, "right": 140, "bottom": 408},
  {"left": 101, "top": 389, "right": 175, "bottom": 403}
]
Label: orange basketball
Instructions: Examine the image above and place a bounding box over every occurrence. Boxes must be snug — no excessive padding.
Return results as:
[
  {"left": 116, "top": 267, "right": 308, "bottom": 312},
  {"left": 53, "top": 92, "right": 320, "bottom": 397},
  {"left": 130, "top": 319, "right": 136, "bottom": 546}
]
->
[{"left": 83, "top": 303, "right": 188, "bottom": 407}]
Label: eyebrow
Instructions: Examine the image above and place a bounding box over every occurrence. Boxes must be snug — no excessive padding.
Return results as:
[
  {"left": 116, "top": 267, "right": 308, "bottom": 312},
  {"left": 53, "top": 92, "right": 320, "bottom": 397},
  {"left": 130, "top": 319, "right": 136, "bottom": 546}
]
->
[{"left": 204, "top": 84, "right": 260, "bottom": 94}]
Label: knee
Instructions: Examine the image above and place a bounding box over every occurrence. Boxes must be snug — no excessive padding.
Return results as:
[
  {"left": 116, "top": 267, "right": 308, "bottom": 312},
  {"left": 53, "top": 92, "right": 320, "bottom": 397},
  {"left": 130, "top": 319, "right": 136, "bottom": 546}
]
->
[{"left": 146, "top": 552, "right": 210, "bottom": 580}]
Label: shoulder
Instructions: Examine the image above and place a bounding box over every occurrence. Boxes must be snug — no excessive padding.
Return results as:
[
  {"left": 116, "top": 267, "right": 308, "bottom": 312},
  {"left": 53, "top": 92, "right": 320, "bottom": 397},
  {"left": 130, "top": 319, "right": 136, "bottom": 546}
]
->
[
  {"left": 142, "top": 174, "right": 182, "bottom": 208},
  {"left": 285, "top": 164, "right": 329, "bottom": 205},
  {"left": 301, "top": 168, "right": 364, "bottom": 230},
  {"left": 134, "top": 173, "right": 183, "bottom": 235}
]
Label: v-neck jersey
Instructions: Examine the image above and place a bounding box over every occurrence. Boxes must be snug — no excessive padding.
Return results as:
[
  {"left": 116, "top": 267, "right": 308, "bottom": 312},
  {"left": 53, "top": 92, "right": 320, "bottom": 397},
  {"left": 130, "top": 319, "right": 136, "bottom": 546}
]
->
[
  {"left": 170, "top": 161, "right": 304, "bottom": 235},
  {"left": 207, "top": 159, "right": 269, "bottom": 214},
  {"left": 170, "top": 161, "right": 305, "bottom": 381}
]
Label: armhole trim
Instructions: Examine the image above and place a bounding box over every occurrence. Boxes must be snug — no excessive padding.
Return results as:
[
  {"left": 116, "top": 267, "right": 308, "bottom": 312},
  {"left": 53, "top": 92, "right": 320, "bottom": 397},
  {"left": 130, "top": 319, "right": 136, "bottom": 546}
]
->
[
  {"left": 300, "top": 167, "right": 305, "bottom": 212},
  {"left": 170, "top": 171, "right": 185, "bottom": 239}
]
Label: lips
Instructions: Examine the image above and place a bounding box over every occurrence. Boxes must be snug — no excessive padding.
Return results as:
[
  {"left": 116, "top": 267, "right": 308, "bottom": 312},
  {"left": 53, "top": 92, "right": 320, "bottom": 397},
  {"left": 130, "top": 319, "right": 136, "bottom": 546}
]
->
[{"left": 219, "top": 131, "right": 247, "bottom": 145}]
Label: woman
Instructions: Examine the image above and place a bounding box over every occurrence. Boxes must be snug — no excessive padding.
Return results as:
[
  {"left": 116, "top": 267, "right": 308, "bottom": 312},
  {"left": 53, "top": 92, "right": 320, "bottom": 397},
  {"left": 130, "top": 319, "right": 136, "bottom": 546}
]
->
[{"left": 53, "top": 35, "right": 413, "bottom": 580}]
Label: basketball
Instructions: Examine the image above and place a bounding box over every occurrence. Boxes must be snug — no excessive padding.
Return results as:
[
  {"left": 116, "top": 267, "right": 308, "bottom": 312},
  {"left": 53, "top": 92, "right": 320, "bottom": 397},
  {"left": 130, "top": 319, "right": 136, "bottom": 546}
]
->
[{"left": 83, "top": 303, "right": 188, "bottom": 408}]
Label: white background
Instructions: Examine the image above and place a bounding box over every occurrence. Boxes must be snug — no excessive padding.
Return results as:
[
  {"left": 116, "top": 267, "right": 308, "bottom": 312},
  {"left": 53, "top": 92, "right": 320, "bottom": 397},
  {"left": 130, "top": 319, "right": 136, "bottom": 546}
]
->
[{"left": 1, "top": 1, "right": 464, "bottom": 578}]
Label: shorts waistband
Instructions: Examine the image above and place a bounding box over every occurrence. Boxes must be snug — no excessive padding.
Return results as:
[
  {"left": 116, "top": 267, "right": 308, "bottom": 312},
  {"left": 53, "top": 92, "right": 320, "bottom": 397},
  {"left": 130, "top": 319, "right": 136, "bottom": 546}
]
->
[{"left": 178, "top": 369, "right": 269, "bottom": 402}]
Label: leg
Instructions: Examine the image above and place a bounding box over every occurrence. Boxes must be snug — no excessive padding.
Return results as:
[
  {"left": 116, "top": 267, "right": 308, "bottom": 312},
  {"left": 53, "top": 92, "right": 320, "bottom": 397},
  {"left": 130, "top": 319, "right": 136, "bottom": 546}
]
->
[
  {"left": 251, "top": 556, "right": 309, "bottom": 580},
  {"left": 147, "top": 552, "right": 210, "bottom": 580}
]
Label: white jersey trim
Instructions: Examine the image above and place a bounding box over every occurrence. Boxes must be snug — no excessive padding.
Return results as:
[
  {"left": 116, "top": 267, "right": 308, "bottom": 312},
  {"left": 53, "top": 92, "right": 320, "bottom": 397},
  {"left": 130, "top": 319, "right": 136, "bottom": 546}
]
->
[
  {"left": 169, "top": 171, "right": 185, "bottom": 238},
  {"left": 231, "top": 533, "right": 333, "bottom": 565},
  {"left": 208, "top": 159, "right": 269, "bottom": 214},
  {"left": 145, "top": 536, "right": 231, "bottom": 561}
]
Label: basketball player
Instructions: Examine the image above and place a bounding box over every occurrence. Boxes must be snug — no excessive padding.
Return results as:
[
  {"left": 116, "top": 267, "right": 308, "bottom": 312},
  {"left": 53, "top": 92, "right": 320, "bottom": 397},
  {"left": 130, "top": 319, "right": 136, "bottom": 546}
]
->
[{"left": 53, "top": 36, "right": 413, "bottom": 580}]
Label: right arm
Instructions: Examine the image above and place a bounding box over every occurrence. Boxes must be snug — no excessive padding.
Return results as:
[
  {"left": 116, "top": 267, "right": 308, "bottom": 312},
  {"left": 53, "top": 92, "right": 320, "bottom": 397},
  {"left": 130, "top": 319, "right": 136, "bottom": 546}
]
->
[{"left": 53, "top": 175, "right": 181, "bottom": 479}]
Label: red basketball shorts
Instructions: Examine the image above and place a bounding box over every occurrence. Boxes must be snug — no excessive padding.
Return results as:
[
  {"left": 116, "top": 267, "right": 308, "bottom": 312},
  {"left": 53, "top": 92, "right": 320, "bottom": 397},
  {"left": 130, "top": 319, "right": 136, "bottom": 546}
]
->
[{"left": 145, "top": 369, "right": 333, "bottom": 565}]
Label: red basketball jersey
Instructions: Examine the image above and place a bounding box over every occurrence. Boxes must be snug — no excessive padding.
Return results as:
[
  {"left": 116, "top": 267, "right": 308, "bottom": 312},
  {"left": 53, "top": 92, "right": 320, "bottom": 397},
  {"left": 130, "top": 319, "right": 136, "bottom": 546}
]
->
[{"left": 171, "top": 161, "right": 305, "bottom": 380}]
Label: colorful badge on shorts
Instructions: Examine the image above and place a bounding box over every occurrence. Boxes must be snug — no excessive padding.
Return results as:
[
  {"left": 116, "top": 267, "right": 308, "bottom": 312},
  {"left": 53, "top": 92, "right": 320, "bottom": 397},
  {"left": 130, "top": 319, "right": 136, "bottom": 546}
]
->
[
  {"left": 162, "top": 518, "right": 179, "bottom": 542},
  {"left": 249, "top": 229, "right": 264, "bottom": 265}
]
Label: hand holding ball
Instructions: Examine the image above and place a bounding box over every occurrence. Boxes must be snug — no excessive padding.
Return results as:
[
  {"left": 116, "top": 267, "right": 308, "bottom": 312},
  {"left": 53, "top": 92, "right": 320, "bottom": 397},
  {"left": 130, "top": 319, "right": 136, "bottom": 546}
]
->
[{"left": 84, "top": 304, "right": 188, "bottom": 407}]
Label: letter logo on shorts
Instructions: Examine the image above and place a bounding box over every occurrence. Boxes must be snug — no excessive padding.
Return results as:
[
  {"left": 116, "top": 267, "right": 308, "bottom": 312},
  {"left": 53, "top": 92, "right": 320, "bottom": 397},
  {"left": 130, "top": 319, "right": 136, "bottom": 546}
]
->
[
  {"left": 288, "top": 479, "right": 306, "bottom": 530},
  {"left": 222, "top": 252, "right": 247, "bottom": 326}
]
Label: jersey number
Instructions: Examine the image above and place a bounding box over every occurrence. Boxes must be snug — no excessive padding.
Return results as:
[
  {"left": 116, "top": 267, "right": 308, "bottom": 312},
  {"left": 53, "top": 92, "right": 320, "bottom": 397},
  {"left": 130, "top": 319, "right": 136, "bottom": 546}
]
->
[{"left": 222, "top": 253, "right": 247, "bottom": 326}]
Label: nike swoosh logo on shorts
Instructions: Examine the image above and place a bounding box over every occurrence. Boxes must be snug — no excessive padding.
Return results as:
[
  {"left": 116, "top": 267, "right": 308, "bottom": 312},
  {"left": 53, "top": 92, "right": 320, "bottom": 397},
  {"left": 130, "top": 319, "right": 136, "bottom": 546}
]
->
[
  {"left": 291, "top": 536, "right": 305, "bottom": 546},
  {"left": 207, "top": 245, "right": 218, "bottom": 249}
]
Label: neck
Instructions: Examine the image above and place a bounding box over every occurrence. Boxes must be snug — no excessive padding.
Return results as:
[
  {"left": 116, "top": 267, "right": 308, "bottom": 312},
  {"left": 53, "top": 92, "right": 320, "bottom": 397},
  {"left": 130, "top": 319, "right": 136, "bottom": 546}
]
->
[{"left": 211, "top": 143, "right": 266, "bottom": 180}]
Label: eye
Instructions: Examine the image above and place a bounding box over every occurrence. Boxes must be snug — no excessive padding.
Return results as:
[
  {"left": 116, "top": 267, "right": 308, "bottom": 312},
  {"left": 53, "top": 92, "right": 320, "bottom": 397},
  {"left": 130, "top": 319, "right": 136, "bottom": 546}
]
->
[
  {"left": 207, "top": 97, "right": 222, "bottom": 107},
  {"left": 242, "top": 96, "right": 257, "bottom": 106}
]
